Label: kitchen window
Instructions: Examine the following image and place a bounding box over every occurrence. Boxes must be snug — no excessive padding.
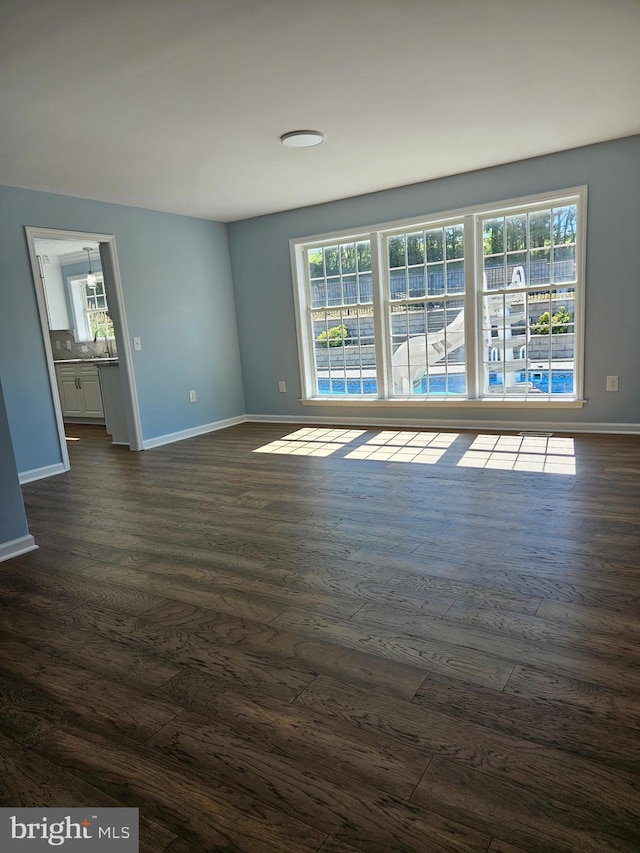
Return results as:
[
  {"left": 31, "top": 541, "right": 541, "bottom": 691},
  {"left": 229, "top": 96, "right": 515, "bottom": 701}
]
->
[{"left": 69, "top": 274, "right": 115, "bottom": 342}]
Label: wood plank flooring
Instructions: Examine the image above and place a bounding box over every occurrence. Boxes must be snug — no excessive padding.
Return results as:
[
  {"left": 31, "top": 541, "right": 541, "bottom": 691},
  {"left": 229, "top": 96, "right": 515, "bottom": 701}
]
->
[{"left": 2, "top": 422, "right": 640, "bottom": 852}]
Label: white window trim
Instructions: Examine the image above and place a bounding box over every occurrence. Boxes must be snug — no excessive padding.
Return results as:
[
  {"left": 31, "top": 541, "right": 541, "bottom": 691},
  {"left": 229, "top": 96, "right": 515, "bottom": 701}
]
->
[{"left": 290, "top": 186, "right": 587, "bottom": 408}]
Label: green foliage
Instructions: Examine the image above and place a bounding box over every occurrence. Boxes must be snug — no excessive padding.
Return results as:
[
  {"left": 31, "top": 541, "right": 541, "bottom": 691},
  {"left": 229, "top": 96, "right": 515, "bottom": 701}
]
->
[
  {"left": 425, "top": 228, "right": 443, "bottom": 262},
  {"left": 445, "top": 224, "right": 464, "bottom": 260},
  {"left": 388, "top": 225, "right": 463, "bottom": 269},
  {"left": 341, "top": 243, "right": 356, "bottom": 273},
  {"left": 483, "top": 204, "right": 577, "bottom": 257},
  {"left": 553, "top": 306, "right": 572, "bottom": 331},
  {"left": 308, "top": 241, "right": 371, "bottom": 278},
  {"left": 308, "top": 248, "right": 323, "bottom": 278},
  {"left": 388, "top": 235, "right": 405, "bottom": 268},
  {"left": 88, "top": 310, "right": 114, "bottom": 340},
  {"left": 407, "top": 233, "right": 425, "bottom": 265},
  {"left": 483, "top": 218, "right": 503, "bottom": 256},
  {"left": 531, "top": 306, "right": 572, "bottom": 335},
  {"left": 316, "top": 325, "right": 349, "bottom": 348},
  {"left": 357, "top": 241, "right": 372, "bottom": 272}
]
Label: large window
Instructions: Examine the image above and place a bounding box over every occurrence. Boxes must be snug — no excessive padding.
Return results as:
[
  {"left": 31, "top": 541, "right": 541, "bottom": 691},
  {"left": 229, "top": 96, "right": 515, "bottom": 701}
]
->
[{"left": 292, "top": 188, "right": 585, "bottom": 405}]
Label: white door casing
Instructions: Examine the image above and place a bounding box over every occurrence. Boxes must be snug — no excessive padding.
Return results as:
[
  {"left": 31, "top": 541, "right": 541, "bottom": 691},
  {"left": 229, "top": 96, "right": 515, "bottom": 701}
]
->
[{"left": 25, "top": 226, "right": 144, "bottom": 473}]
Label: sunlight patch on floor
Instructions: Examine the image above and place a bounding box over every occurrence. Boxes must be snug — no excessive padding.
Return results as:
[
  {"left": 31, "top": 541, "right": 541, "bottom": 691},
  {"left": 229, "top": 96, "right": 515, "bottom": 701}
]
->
[
  {"left": 458, "top": 434, "right": 576, "bottom": 474},
  {"left": 345, "top": 431, "right": 459, "bottom": 464},
  {"left": 253, "top": 427, "right": 367, "bottom": 457},
  {"left": 254, "top": 428, "right": 576, "bottom": 474}
]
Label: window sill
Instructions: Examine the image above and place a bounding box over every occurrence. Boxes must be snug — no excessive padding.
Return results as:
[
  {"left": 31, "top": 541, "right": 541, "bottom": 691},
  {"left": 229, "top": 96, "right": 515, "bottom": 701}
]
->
[{"left": 301, "top": 397, "right": 586, "bottom": 409}]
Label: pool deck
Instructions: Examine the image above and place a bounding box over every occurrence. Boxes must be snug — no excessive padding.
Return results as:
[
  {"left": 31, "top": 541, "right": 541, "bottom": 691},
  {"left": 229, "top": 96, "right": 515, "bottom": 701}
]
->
[{"left": 317, "top": 360, "right": 574, "bottom": 379}]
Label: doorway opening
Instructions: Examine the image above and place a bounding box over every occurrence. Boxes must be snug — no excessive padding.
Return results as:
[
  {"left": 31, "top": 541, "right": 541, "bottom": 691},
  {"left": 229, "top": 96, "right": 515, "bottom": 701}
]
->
[{"left": 25, "top": 227, "right": 143, "bottom": 475}]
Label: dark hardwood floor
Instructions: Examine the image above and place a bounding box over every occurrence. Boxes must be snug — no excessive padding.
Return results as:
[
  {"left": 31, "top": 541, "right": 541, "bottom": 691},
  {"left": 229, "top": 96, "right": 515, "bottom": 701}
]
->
[{"left": 2, "top": 422, "right": 640, "bottom": 852}]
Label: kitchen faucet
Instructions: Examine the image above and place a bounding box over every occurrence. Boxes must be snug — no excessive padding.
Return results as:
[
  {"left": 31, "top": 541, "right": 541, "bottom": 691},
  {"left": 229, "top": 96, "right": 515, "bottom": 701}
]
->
[{"left": 93, "top": 311, "right": 112, "bottom": 357}]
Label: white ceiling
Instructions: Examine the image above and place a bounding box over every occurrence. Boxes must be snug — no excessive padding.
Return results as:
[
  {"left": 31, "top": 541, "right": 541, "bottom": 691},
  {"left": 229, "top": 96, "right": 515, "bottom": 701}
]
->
[
  {"left": 2, "top": 0, "right": 639, "bottom": 223},
  {"left": 33, "top": 239, "right": 99, "bottom": 265}
]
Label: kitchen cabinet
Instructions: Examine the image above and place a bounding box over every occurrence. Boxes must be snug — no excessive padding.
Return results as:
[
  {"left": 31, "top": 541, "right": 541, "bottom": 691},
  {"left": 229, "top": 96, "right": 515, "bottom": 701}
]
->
[
  {"left": 55, "top": 362, "right": 104, "bottom": 418},
  {"left": 95, "top": 362, "right": 128, "bottom": 445}
]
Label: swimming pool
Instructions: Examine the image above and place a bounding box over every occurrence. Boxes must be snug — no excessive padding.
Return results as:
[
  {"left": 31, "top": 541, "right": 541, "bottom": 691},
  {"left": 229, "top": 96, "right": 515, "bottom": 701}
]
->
[{"left": 317, "top": 370, "right": 574, "bottom": 395}]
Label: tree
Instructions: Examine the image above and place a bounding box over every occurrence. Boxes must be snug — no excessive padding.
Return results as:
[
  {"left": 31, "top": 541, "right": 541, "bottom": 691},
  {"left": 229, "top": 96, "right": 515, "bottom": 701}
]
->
[
  {"left": 357, "top": 241, "right": 371, "bottom": 272},
  {"left": 316, "top": 325, "right": 349, "bottom": 347},
  {"left": 483, "top": 205, "right": 577, "bottom": 257},
  {"left": 531, "top": 306, "right": 572, "bottom": 335},
  {"left": 388, "top": 235, "right": 405, "bottom": 268}
]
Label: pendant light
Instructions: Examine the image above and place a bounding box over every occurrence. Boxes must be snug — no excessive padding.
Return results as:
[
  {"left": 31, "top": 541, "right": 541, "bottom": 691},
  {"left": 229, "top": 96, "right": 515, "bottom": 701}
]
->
[{"left": 84, "top": 247, "right": 98, "bottom": 288}]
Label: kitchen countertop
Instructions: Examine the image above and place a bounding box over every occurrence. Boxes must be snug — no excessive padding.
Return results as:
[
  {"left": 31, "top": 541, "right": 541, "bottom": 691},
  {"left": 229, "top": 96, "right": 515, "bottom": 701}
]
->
[{"left": 54, "top": 357, "right": 119, "bottom": 364}]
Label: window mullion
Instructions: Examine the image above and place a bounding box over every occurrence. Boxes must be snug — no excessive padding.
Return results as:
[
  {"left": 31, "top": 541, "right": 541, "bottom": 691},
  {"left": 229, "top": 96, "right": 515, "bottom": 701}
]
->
[
  {"left": 299, "top": 248, "right": 317, "bottom": 398},
  {"left": 464, "top": 214, "right": 479, "bottom": 399},
  {"left": 573, "top": 189, "right": 587, "bottom": 401},
  {"left": 371, "top": 232, "right": 388, "bottom": 399}
]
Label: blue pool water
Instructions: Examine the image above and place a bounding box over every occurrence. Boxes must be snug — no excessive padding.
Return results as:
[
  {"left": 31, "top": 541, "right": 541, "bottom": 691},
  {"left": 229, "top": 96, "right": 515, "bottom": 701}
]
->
[{"left": 317, "top": 371, "right": 574, "bottom": 396}]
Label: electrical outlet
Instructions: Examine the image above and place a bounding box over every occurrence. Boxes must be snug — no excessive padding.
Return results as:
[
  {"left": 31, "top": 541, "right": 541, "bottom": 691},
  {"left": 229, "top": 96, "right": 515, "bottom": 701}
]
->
[
  {"left": 278, "top": 380, "right": 286, "bottom": 393},
  {"left": 65, "top": 340, "right": 72, "bottom": 350},
  {"left": 81, "top": 345, "right": 88, "bottom": 352},
  {"left": 133, "top": 337, "right": 142, "bottom": 351},
  {"left": 606, "top": 375, "right": 619, "bottom": 392},
  {"left": 55, "top": 340, "right": 61, "bottom": 350},
  {"left": 189, "top": 389, "right": 197, "bottom": 402}
]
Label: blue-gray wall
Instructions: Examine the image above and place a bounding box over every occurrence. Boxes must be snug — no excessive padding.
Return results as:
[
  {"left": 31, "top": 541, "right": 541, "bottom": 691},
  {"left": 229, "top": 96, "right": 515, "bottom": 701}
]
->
[
  {"left": 228, "top": 136, "right": 640, "bottom": 428},
  {"left": 1, "top": 134, "right": 638, "bottom": 508},
  {"left": 0, "top": 186, "right": 245, "bottom": 474},
  {"left": 0, "top": 377, "right": 30, "bottom": 546}
]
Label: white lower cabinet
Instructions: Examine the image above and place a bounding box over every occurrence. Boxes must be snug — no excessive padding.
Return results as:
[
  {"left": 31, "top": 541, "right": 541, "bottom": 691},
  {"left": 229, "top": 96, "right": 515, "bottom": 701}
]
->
[{"left": 55, "top": 362, "right": 104, "bottom": 418}]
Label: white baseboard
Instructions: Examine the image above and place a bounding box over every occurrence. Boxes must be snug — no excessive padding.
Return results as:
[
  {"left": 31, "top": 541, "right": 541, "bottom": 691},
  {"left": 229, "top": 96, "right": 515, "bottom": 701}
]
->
[
  {"left": 0, "top": 534, "right": 38, "bottom": 563},
  {"left": 19, "top": 462, "right": 67, "bottom": 484},
  {"left": 246, "top": 414, "right": 640, "bottom": 435},
  {"left": 576, "top": 423, "right": 640, "bottom": 434},
  {"left": 142, "top": 415, "right": 248, "bottom": 450}
]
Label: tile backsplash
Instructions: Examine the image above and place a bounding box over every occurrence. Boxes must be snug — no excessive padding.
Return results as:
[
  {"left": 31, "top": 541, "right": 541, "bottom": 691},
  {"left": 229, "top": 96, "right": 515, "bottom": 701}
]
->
[{"left": 50, "top": 329, "right": 118, "bottom": 360}]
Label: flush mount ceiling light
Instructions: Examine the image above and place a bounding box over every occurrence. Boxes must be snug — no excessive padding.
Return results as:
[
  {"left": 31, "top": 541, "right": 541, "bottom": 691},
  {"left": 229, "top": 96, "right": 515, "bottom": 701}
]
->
[
  {"left": 83, "top": 246, "right": 98, "bottom": 288},
  {"left": 280, "top": 130, "right": 325, "bottom": 148}
]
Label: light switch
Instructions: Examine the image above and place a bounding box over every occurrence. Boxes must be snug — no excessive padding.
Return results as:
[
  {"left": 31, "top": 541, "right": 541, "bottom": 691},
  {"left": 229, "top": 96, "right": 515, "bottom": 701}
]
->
[{"left": 133, "top": 337, "right": 142, "bottom": 351}]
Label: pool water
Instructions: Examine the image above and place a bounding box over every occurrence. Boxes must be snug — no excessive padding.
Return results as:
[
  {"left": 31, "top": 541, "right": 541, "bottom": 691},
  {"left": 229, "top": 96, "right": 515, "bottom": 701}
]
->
[{"left": 317, "top": 371, "right": 574, "bottom": 396}]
